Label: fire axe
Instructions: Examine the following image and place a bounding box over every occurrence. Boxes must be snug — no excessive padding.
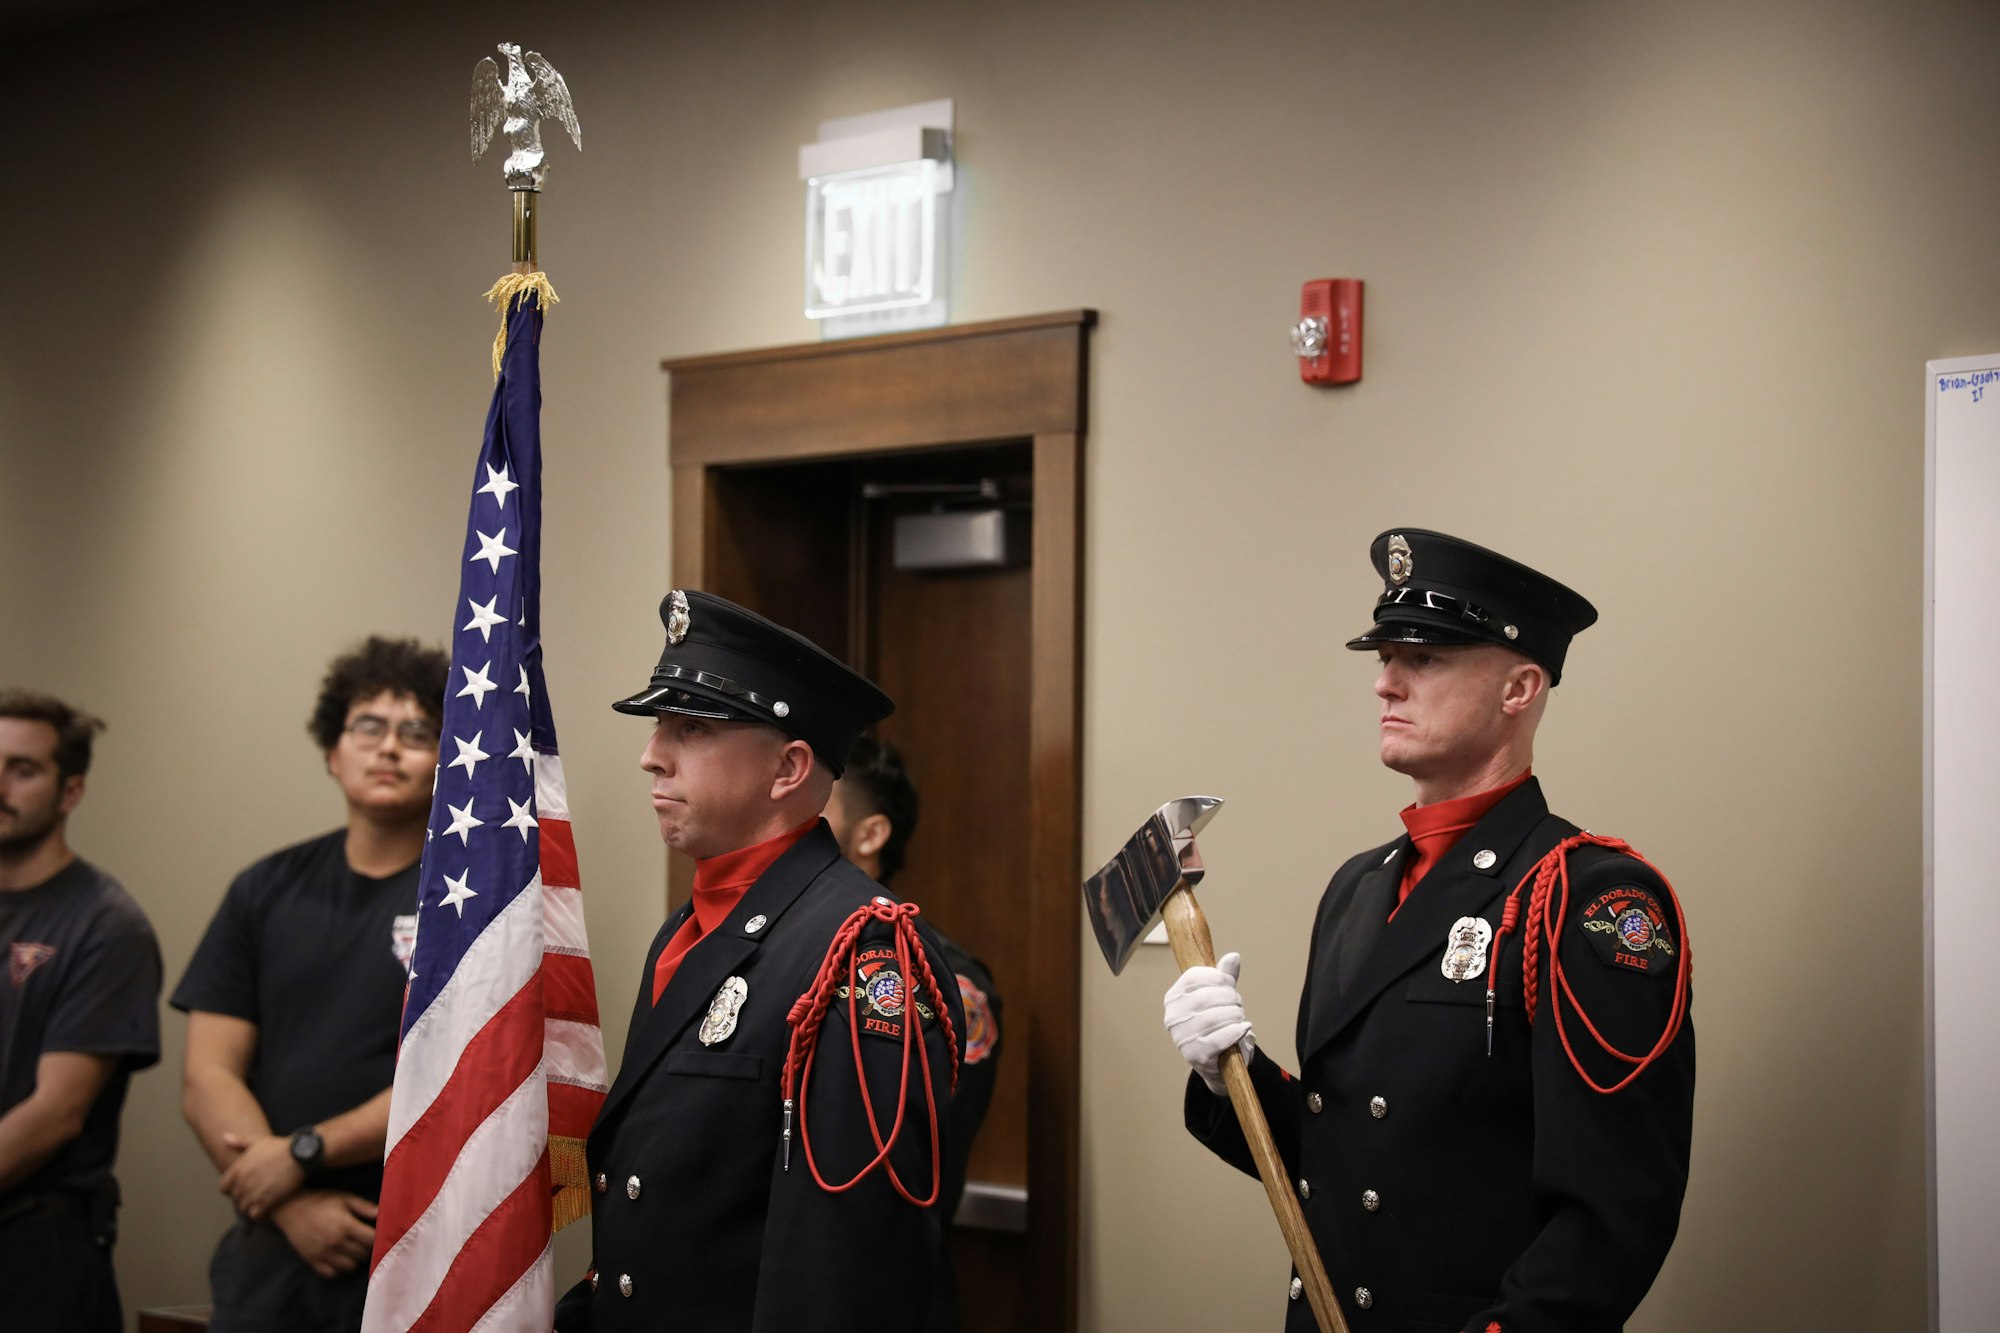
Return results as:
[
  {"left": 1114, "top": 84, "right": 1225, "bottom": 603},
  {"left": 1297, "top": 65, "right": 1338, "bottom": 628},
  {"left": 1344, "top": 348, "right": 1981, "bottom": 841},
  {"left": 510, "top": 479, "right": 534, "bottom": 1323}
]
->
[{"left": 1083, "top": 796, "right": 1348, "bottom": 1333}]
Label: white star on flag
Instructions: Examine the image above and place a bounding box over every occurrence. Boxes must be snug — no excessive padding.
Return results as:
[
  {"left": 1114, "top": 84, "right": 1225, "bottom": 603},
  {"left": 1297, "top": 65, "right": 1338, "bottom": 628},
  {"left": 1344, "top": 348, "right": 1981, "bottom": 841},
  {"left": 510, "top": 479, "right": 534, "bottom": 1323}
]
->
[
  {"left": 503, "top": 797, "right": 539, "bottom": 842},
  {"left": 509, "top": 729, "right": 535, "bottom": 775},
  {"left": 470, "top": 529, "right": 516, "bottom": 574},
  {"left": 476, "top": 463, "right": 520, "bottom": 509},
  {"left": 463, "top": 596, "right": 508, "bottom": 642},
  {"left": 457, "top": 662, "right": 497, "bottom": 709},
  {"left": 438, "top": 869, "right": 479, "bottom": 917},
  {"left": 515, "top": 666, "right": 531, "bottom": 700},
  {"left": 447, "top": 731, "right": 490, "bottom": 779},
  {"left": 442, "top": 798, "right": 484, "bottom": 846}
]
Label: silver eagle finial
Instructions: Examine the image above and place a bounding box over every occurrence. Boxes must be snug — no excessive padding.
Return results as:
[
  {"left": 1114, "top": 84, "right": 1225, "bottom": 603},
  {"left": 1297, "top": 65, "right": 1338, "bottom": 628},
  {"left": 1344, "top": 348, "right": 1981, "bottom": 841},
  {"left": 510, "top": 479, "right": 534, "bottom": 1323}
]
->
[{"left": 471, "top": 43, "right": 581, "bottom": 192}]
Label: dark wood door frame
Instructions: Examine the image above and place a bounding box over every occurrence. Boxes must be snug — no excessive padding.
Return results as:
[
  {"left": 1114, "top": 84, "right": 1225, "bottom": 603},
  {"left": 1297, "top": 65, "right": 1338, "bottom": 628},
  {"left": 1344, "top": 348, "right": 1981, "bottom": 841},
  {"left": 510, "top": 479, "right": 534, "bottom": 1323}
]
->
[{"left": 661, "top": 310, "right": 1093, "bottom": 1333}]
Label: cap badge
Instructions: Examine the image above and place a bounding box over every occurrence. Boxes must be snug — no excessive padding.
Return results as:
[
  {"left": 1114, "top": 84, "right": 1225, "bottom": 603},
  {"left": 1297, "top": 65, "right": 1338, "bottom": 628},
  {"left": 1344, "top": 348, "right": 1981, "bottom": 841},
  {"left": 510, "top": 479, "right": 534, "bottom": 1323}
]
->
[
  {"left": 1440, "top": 915, "right": 1492, "bottom": 983},
  {"left": 666, "top": 590, "right": 692, "bottom": 645},
  {"left": 1386, "top": 534, "right": 1414, "bottom": 586},
  {"left": 1503, "top": 625, "right": 1519, "bottom": 640},
  {"left": 699, "top": 975, "right": 749, "bottom": 1045}
]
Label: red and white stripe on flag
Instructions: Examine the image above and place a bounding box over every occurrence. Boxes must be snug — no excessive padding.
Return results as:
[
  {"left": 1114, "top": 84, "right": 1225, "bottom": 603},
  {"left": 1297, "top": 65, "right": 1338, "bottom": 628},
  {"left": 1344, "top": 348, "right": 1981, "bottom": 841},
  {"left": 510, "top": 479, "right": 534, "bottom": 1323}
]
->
[
  {"left": 535, "top": 753, "right": 608, "bottom": 1229},
  {"left": 361, "top": 752, "right": 607, "bottom": 1333}
]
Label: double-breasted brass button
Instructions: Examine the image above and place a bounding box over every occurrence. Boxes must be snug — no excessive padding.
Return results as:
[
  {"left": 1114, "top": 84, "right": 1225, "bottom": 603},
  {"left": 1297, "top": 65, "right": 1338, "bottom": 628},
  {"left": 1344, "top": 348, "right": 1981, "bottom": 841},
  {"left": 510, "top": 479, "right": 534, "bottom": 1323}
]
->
[
  {"left": 626, "top": 1175, "right": 642, "bottom": 1200},
  {"left": 1369, "top": 1095, "right": 1388, "bottom": 1119},
  {"left": 592, "top": 1172, "right": 607, "bottom": 1194},
  {"left": 1361, "top": 1189, "right": 1380, "bottom": 1212},
  {"left": 1297, "top": 1179, "right": 1312, "bottom": 1201},
  {"left": 618, "top": 1274, "right": 634, "bottom": 1298},
  {"left": 1306, "top": 1092, "right": 1324, "bottom": 1114},
  {"left": 1288, "top": 1276, "right": 1303, "bottom": 1301},
  {"left": 1355, "top": 1287, "right": 1374, "bottom": 1309}
]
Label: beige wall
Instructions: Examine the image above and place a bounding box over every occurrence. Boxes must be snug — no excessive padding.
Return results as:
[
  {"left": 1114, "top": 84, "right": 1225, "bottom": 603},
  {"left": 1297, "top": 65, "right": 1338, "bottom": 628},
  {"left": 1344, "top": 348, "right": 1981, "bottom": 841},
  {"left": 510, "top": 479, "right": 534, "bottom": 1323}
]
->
[{"left": 5, "top": 0, "right": 1992, "bottom": 1326}]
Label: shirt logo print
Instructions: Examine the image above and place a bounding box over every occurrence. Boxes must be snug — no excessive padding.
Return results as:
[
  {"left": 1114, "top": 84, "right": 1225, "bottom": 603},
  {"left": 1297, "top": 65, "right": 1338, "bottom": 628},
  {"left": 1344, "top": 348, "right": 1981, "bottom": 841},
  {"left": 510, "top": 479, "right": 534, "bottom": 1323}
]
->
[{"left": 9, "top": 942, "right": 57, "bottom": 986}]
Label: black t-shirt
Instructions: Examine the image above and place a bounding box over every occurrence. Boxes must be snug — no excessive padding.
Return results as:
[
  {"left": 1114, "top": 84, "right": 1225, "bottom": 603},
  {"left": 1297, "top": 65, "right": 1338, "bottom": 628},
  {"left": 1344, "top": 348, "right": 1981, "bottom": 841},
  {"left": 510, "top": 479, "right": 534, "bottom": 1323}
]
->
[
  {"left": 171, "top": 830, "right": 418, "bottom": 1201},
  {"left": 0, "top": 857, "right": 162, "bottom": 1199}
]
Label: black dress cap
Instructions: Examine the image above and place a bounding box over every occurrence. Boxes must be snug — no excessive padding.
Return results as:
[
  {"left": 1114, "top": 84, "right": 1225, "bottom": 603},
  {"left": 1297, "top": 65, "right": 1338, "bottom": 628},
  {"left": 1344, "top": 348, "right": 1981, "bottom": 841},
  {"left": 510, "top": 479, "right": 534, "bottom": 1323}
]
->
[
  {"left": 612, "top": 589, "right": 892, "bottom": 777},
  {"left": 1344, "top": 529, "right": 1598, "bottom": 685}
]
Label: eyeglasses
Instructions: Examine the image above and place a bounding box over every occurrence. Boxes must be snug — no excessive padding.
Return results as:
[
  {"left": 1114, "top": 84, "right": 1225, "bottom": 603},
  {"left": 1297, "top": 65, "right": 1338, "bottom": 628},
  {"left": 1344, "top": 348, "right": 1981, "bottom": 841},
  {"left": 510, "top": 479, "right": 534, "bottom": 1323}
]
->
[{"left": 343, "top": 716, "right": 442, "bottom": 750}]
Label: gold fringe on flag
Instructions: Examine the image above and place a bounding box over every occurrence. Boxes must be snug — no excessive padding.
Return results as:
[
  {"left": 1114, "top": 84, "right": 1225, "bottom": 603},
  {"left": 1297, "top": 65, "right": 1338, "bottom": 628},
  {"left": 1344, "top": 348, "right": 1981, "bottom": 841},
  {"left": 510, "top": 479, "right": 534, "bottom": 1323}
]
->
[
  {"left": 550, "top": 1132, "right": 593, "bottom": 1232},
  {"left": 483, "top": 270, "right": 561, "bottom": 380}
]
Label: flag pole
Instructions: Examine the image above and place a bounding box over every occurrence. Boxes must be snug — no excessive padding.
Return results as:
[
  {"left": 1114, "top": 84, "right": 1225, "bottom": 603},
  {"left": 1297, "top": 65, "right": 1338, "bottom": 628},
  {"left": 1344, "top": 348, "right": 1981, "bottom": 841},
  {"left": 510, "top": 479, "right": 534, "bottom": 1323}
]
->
[
  {"left": 360, "top": 43, "right": 607, "bottom": 1333},
  {"left": 513, "top": 190, "right": 540, "bottom": 272}
]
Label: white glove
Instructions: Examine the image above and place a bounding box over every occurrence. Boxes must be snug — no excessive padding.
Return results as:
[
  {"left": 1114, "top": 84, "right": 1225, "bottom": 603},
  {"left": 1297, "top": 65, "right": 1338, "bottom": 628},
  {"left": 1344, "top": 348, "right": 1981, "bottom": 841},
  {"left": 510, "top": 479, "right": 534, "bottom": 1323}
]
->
[{"left": 1163, "top": 951, "right": 1255, "bottom": 1097}]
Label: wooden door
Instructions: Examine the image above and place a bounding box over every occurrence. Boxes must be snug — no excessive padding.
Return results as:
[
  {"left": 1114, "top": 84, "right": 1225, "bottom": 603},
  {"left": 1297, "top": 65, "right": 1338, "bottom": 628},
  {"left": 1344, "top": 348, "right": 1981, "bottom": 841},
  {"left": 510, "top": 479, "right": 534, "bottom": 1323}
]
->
[{"left": 662, "top": 312, "right": 1091, "bottom": 1333}]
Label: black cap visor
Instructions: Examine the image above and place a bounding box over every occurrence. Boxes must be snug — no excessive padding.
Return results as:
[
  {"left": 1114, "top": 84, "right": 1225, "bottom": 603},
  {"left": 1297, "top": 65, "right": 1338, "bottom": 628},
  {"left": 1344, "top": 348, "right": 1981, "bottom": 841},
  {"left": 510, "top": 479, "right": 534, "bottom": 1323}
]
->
[
  {"left": 1345, "top": 616, "right": 1489, "bottom": 651},
  {"left": 611, "top": 684, "right": 759, "bottom": 722}
]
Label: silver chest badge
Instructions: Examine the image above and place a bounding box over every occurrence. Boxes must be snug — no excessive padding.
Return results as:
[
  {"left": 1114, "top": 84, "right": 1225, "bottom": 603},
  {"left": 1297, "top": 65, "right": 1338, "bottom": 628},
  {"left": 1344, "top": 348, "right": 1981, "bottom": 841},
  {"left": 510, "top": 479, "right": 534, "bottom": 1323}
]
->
[
  {"left": 699, "top": 975, "right": 748, "bottom": 1045},
  {"left": 1440, "top": 916, "right": 1492, "bottom": 983},
  {"left": 666, "top": 590, "right": 692, "bottom": 645}
]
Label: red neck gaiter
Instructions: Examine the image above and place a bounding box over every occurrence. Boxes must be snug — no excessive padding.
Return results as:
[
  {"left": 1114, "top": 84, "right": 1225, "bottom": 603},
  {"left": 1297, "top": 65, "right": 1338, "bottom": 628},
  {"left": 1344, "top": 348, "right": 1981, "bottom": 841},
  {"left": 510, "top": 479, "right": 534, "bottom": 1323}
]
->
[
  {"left": 651, "top": 817, "right": 818, "bottom": 1004},
  {"left": 1393, "top": 770, "right": 1531, "bottom": 908}
]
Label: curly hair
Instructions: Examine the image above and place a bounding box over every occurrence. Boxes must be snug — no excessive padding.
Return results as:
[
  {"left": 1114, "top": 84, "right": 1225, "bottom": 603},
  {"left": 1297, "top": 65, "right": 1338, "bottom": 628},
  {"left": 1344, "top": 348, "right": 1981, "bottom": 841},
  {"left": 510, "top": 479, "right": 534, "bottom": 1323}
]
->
[
  {"left": 839, "top": 736, "right": 920, "bottom": 885},
  {"left": 0, "top": 688, "right": 106, "bottom": 780},
  {"left": 307, "top": 637, "right": 451, "bottom": 751}
]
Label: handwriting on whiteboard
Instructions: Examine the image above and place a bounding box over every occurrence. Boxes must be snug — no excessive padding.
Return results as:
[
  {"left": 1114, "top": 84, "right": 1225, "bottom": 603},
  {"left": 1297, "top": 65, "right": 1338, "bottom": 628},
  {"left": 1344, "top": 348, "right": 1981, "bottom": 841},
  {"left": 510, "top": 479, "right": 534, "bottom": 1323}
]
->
[{"left": 1937, "top": 370, "right": 2000, "bottom": 403}]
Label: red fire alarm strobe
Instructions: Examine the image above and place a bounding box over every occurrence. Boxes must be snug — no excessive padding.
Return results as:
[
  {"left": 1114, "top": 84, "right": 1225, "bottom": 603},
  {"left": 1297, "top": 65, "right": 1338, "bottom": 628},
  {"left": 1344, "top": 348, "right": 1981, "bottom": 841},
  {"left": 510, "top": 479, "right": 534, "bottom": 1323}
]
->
[{"left": 1292, "top": 278, "right": 1363, "bottom": 385}]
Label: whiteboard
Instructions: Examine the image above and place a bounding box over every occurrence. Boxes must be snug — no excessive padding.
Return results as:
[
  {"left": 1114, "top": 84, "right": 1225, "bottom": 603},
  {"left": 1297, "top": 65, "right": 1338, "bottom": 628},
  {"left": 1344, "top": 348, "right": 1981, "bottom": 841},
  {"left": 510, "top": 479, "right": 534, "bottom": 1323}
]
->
[{"left": 1926, "top": 353, "right": 2000, "bottom": 1333}]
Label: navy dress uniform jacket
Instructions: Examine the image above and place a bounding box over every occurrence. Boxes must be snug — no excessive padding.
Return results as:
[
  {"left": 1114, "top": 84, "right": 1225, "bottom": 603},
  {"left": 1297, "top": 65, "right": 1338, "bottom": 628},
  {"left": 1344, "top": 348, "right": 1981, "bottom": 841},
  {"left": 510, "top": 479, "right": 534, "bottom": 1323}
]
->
[
  {"left": 1187, "top": 779, "right": 1695, "bottom": 1333},
  {"left": 555, "top": 823, "right": 964, "bottom": 1333}
]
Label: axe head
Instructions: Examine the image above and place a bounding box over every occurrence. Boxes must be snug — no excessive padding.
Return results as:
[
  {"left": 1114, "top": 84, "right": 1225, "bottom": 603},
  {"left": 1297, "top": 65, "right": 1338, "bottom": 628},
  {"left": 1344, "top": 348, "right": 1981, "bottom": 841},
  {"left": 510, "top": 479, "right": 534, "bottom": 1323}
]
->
[{"left": 1082, "top": 796, "right": 1224, "bottom": 975}]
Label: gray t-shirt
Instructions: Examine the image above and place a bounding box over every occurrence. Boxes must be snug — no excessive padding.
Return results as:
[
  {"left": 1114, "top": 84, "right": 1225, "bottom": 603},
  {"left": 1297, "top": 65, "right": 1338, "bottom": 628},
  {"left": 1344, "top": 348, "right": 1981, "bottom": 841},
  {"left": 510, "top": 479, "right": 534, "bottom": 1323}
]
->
[{"left": 0, "top": 857, "right": 162, "bottom": 1200}]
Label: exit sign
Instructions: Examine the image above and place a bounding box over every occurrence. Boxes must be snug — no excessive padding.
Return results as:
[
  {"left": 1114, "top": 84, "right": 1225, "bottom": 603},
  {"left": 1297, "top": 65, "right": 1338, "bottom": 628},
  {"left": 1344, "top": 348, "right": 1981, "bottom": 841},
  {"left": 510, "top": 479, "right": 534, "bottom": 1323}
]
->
[
  {"left": 799, "top": 101, "right": 953, "bottom": 336},
  {"left": 805, "top": 158, "right": 942, "bottom": 317}
]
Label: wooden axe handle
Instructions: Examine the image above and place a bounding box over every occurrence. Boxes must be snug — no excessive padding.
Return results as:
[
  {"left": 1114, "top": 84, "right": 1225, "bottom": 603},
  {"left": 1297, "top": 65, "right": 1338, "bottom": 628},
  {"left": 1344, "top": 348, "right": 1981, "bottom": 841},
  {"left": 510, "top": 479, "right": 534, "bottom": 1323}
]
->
[{"left": 1163, "top": 886, "right": 1350, "bottom": 1333}]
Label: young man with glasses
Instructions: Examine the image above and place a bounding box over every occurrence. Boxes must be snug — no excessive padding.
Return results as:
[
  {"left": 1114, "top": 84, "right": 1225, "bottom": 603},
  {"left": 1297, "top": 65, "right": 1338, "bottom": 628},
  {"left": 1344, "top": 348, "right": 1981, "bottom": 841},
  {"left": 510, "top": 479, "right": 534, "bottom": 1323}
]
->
[{"left": 173, "top": 636, "right": 448, "bottom": 1333}]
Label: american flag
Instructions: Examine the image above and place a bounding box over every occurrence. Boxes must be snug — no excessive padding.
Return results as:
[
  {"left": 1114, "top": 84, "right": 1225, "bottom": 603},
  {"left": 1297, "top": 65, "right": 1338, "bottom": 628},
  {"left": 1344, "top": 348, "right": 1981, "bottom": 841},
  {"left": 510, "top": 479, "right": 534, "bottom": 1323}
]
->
[{"left": 362, "top": 282, "right": 608, "bottom": 1332}]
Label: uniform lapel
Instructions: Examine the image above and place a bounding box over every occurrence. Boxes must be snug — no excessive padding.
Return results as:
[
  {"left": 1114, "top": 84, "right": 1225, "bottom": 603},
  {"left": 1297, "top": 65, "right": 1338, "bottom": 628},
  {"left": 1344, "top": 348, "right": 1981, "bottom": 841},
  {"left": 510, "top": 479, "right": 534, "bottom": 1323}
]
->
[
  {"left": 595, "top": 826, "right": 842, "bottom": 1131},
  {"left": 1304, "top": 779, "right": 1552, "bottom": 1061},
  {"left": 1302, "top": 838, "right": 1407, "bottom": 1056},
  {"left": 619, "top": 904, "right": 691, "bottom": 1070}
]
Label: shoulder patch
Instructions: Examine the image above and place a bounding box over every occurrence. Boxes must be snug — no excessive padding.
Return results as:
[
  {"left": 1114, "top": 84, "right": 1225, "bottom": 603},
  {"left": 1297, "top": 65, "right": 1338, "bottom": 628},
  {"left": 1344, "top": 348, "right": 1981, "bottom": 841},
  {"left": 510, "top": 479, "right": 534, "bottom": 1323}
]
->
[
  {"left": 1577, "top": 886, "right": 1676, "bottom": 976},
  {"left": 958, "top": 973, "right": 996, "bottom": 1064},
  {"left": 835, "top": 944, "right": 935, "bottom": 1041}
]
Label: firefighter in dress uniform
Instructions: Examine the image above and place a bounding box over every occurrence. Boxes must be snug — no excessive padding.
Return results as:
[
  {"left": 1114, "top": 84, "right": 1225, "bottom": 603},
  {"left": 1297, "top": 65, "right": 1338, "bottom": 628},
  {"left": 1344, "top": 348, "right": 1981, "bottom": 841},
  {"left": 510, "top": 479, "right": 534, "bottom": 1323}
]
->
[
  {"left": 555, "top": 590, "right": 963, "bottom": 1333},
  {"left": 1164, "top": 530, "right": 1695, "bottom": 1333}
]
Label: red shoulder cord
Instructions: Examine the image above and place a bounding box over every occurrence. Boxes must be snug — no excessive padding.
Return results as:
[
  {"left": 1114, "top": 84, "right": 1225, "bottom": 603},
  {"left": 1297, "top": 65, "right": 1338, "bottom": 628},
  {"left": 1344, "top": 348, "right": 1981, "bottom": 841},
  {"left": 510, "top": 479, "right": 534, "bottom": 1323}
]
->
[
  {"left": 780, "top": 900, "right": 961, "bottom": 1204},
  {"left": 1485, "top": 833, "right": 1693, "bottom": 1094}
]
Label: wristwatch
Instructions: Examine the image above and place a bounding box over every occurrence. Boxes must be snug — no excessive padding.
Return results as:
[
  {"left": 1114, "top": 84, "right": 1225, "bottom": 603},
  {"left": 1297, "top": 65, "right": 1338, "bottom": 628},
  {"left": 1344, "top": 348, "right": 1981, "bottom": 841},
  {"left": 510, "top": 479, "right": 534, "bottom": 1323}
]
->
[{"left": 288, "top": 1125, "right": 326, "bottom": 1176}]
